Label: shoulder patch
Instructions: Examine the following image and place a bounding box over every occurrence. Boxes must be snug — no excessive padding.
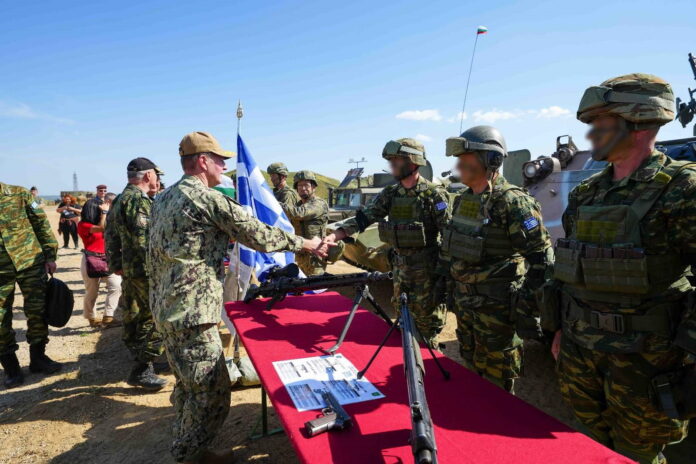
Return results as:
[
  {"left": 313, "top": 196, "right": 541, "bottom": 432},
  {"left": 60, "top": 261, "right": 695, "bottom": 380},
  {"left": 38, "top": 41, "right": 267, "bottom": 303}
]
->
[
  {"left": 30, "top": 201, "right": 39, "bottom": 209},
  {"left": 435, "top": 201, "right": 447, "bottom": 211},
  {"left": 523, "top": 216, "right": 539, "bottom": 231}
]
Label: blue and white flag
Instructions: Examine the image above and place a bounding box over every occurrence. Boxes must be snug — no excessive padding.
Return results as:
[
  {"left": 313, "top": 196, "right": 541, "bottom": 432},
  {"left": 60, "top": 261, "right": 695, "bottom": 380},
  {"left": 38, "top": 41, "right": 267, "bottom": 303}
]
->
[{"left": 230, "top": 135, "right": 298, "bottom": 296}]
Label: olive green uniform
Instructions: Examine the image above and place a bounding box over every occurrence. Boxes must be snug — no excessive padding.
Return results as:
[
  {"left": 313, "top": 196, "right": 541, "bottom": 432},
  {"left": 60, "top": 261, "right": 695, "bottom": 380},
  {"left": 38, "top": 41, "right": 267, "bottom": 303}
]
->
[
  {"left": 0, "top": 183, "right": 57, "bottom": 355},
  {"left": 105, "top": 184, "right": 163, "bottom": 363},
  {"left": 548, "top": 152, "right": 696, "bottom": 463},
  {"left": 333, "top": 176, "right": 450, "bottom": 346},
  {"left": 149, "top": 175, "right": 304, "bottom": 462},
  {"left": 273, "top": 184, "right": 300, "bottom": 208},
  {"left": 440, "top": 175, "right": 551, "bottom": 391},
  {"left": 285, "top": 196, "right": 329, "bottom": 275}
]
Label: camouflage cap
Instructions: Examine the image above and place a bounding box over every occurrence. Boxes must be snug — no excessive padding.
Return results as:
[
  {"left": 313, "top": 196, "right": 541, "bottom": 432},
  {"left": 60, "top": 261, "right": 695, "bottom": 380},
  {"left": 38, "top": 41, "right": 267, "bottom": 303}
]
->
[
  {"left": 577, "top": 73, "right": 675, "bottom": 128},
  {"left": 293, "top": 170, "right": 318, "bottom": 188},
  {"left": 179, "top": 131, "right": 235, "bottom": 158},
  {"left": 267, "top": 162, "right": 289, "bottom": 176},
  {"left": 381, "top": 138, "right": 427, "bottom": 166}
]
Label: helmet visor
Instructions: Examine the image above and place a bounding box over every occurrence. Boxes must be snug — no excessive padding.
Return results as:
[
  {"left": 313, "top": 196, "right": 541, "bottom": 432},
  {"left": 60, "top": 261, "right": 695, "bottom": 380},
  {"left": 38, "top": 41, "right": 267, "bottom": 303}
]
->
[
  {"left": 382, "top": 140, "right": 424, "bottom": 158},
  {"left": 445, "top": 137, "right": 499, "bottom": 157}
]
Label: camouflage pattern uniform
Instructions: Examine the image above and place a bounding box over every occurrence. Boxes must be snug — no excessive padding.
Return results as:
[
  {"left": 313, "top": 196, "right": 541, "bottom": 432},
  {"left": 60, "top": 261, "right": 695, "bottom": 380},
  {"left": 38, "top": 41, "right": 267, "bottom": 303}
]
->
[
  {"left": 105, "top": 184, "right": 163, "bottom": 363},
  {"left": 544, "top": 74, "right": 696, "bottom": 464},
  {"left": 285, "top": 195, "right": 329, "bottom": 276},
  {"left": 333, "top": 175, "right": 450, "bottom": 346},
  {"left": 148, "top": 175, "right": 303, "bottom": 462},
  {"left": 273, "top": 184, "right": 300, "bottom": 209},
  {"left": 0, "top": 183, "right": 57, "bottom": 354},
  {"left": 440, "top": 174, "right": 551, "bottom": 392}
]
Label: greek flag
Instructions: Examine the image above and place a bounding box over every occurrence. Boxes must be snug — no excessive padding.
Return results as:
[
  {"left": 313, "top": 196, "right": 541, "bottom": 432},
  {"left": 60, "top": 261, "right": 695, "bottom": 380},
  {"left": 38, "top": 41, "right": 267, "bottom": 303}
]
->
[{"left": 230, "top": 135, "right": 297, "bottom": 296}]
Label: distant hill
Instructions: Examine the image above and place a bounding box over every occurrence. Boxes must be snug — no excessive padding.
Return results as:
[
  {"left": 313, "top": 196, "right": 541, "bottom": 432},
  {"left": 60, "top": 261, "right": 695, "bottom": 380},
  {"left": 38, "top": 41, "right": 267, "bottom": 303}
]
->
[{"left": 225, "top": 171, "right": 341, "bottom": 200}]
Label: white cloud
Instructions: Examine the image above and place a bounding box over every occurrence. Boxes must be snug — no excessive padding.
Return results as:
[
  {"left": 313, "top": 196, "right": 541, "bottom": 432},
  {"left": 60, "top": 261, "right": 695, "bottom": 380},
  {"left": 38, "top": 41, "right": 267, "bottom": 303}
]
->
[
  {"left": 414, "top": 134, "right": 432, "bottom": 142},
  {"left": 472, "top": 109, "right": 520, "bottom": 123},
  {"left": 534, "top": 105, "right": 571, "bottom": 118},
  {"left": 395, "top": 109, "right": 442, "bottom": 121},
  {"left": 0, "top": 101, "right": 74, "bottom": 124}
]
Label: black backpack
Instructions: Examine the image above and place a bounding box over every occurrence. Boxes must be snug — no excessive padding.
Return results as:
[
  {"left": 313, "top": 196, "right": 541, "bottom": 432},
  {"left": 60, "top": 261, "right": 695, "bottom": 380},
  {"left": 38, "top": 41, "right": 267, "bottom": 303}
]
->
[{"left": 45, "top": 276, "right": 74, "bottom": 327}]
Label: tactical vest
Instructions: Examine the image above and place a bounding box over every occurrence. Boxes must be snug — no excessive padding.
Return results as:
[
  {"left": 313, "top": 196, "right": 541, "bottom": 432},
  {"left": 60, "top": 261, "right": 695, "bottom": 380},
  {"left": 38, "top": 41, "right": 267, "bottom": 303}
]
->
[
  {"left": 554, "top": 160, "right": 695, "bottom": 304},
  {"left": 440, "top": 186, "right": 518, "bottom": 264},
  {"left": 377, "top": 187, "right": 437, "bottom": 249},
  {"left": 299, "top": 201, "right": 327, "bottom": 240}
]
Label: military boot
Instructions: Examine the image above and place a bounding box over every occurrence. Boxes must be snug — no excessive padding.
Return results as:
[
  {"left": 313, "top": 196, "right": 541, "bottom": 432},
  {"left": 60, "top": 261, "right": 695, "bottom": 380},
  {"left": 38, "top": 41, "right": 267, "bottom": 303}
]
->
[
  {"left": 127, "top": 362, "right": 168, "bottom": 391},
  {"left": 29, "top": 343, "right": 62, "bottom": 374},
  {"left": 0, "top": 352, "right": 24, "bottom": 388}
]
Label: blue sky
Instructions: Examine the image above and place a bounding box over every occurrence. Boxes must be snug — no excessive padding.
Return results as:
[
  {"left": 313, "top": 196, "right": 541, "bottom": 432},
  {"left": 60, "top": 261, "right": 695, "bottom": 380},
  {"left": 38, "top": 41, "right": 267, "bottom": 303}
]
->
[{"left": 1, "top": 0, "right": 695, "bottom": 195}]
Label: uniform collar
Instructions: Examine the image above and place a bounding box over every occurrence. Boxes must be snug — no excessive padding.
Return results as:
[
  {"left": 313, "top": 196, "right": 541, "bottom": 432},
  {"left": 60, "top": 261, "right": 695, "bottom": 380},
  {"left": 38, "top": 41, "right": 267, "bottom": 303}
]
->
[
  {"left": 124, "top": 182, "right": 151, "bottom": 199},
  {"left": 600, "top": 150, "right": 666, "bottom": 186},
  {"left": 463, "top": 173, "right": 507, "bottom": 195},
  {"left": 396, "top": 175, "right": 428, "bottom": 195}
]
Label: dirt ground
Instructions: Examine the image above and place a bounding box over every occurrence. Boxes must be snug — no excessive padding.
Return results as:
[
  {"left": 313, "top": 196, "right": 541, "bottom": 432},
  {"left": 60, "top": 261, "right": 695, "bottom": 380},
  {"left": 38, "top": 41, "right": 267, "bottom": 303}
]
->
[{"left": 0, "top": 210, "right": 693, "bottom": 463}]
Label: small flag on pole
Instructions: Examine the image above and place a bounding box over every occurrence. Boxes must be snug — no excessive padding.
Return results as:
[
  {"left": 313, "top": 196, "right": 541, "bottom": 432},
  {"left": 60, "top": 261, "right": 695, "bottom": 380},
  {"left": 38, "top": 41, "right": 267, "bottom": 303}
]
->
[{"left": 477, "top": 25, "right": 488, "bottom": 35}]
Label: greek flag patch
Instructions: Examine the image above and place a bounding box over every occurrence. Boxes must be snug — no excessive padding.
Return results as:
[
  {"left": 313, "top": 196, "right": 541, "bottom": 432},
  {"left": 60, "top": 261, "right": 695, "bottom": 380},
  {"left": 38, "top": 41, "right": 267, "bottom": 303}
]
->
[
  {"left": 523, "top": 217, "right": 539, "bottom": 231},
  {"left": 435, "top": 201, "right": 447, "bottom": 211}
]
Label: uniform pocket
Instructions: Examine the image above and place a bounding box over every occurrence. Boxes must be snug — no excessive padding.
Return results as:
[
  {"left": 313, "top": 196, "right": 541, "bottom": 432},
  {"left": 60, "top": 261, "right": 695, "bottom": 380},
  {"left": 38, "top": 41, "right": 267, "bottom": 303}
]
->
[{"left": 553, "top": 246, "right": 583, "bottom": 284}]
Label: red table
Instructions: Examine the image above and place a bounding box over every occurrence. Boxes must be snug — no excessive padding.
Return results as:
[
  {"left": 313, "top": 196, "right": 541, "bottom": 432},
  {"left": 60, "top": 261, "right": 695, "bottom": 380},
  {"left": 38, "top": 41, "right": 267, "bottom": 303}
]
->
[{"left": 226, "top": 292, "right": 634, "bottom": 464}]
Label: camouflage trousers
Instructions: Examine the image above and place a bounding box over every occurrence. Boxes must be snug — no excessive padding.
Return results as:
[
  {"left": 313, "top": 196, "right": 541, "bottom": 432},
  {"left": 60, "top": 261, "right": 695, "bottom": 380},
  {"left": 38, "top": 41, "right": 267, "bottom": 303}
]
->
[
  {"left": 296, "top": 250, "right": 326, "bottom": 276},
  {"left": 160, "top": 323, "right": 231, "bottom": 463},
  {"left": 0, "top": 251, "right": 48, "bottom": 355},
  {"left": 391, "top": 248, "right": 447, "bottom": 348},
  {"left": 453, "top": 281, "right": 522, "bottom": 392},
  {"left": 119, "top": 277, "right": 163, "bottom": 363},
  {"left": 558, "top": 335, "right": 689, "bottom": 464}
]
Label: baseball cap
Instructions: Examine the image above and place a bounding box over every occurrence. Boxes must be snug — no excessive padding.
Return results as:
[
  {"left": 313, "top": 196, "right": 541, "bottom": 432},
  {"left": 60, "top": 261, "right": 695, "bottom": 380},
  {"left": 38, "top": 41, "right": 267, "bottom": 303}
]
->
[
  {"left": 127, "top": 157, "right": 164, "bottom": 175},
  {"left": 96, "top": 184, "right": 107, "bottom": 190},
  {"left": 179, "top": 131, "right": 235, "bottom": 158}
]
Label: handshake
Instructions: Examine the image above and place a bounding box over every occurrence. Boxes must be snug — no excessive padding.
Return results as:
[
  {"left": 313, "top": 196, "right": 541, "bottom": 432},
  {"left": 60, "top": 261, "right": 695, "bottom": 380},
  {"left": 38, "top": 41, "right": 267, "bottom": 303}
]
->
[{"left": 302, "top": 232, "right": 341, "bottom": 259}]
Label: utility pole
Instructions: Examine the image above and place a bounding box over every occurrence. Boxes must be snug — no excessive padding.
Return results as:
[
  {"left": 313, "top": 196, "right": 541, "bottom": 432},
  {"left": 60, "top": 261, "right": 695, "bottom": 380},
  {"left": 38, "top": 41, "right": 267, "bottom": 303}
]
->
[{"left": 73, "top": 171, "right": 78, "bottom": 191}]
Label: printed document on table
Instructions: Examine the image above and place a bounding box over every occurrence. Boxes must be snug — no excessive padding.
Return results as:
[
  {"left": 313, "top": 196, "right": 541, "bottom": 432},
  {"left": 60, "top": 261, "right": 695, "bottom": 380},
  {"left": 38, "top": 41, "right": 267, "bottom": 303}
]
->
[{"left": 272, "top": 353, "right": 385, "bottom": 411}]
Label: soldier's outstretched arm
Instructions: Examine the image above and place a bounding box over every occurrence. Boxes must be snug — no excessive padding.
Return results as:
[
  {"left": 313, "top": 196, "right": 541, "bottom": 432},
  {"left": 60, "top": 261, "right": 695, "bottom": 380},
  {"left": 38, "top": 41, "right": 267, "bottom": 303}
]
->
[
  {"left": 25, "top": 189, "right": 58, "bottom": 263},
  {"left": 212, "top": 194, "right": 304, "bottom": 254}
]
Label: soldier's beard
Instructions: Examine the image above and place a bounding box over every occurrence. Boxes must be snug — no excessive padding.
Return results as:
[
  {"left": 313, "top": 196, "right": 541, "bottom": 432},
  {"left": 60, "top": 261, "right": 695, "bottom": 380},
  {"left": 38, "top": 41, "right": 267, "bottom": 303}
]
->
[{"left": 300, "top": 193, "right": 311, "bottom": 200}]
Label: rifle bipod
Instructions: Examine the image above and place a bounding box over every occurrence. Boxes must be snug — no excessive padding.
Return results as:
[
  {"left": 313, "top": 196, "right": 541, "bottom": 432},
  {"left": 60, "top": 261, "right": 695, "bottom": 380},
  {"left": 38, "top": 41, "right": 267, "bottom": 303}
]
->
[
  {"left": 324, "top": 283, "right": 392, "bottom": 355},
  {"left": 356, "top": 307, "right": 450, "bottom": 381}
]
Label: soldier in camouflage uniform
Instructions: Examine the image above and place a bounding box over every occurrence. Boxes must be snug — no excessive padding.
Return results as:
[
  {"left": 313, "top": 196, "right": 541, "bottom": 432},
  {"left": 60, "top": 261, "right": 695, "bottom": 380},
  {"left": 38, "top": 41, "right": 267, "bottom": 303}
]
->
[
  {"left": 149, "top": 131, "right": 328, "bottom": 464},
  {"left": 0, "top": 183, "right": 61, "bottom": 388},
  {"left": 542, "top": 74, "right": 696, "bottom": 464},
  {"left": 438, "top": 126, "right": 553, "bottom": 393},
  {"left": 326, "top": 138, "right": 450, "bottom": 347},
  {"left": 267, "top": 162, "right": 300, "bottom": 208},
  {"left": 284, "top": 170, "right": 330, "bottom": 275},
  {"left": 105, "top": 157, "right": 167, "bottom": 390}
]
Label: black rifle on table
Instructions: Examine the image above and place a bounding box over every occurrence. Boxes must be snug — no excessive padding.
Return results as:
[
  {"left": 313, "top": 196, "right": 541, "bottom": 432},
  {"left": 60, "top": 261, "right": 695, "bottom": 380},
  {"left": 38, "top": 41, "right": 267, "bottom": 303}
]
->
[
  {"left": 358, "top": 293, "right": 447, "bottom": 464},
  {"left": 243, "top": 263, "right": 393, "bottom": 354},
  {"left": 304, "top": 390, "right": 353, "bottom": 437}
]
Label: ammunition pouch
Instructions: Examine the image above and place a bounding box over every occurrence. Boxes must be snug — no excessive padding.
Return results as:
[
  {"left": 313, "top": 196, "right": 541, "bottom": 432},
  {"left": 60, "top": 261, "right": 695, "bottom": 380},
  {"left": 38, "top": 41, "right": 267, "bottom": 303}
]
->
[
  {"left": 441, "top": 228, "right": 484, "bottom": 263},
  {"left": 378, "top": 221, "right": 427, "bottom": 249},
  {"left": 581, "top": 256, "right": 649, "bottom": 294},
  {"left": 651, "top": 366, "right": 696, "bottom": 420},
  {"left": 539, "top": 280, "right": 563, "bottom": 332}
]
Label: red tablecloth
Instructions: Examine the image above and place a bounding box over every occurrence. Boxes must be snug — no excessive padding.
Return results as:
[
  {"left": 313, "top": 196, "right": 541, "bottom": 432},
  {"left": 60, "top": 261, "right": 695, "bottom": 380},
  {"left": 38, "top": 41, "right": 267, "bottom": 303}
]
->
[{"left": 226, "top": 292, "right": 633, "bottom": 464}]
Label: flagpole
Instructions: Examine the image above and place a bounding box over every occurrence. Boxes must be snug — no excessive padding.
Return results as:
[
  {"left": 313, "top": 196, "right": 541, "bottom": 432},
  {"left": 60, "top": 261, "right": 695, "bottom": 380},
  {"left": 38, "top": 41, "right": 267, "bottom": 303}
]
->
[
  {"left": 235, "top": 100, "right": 244, "bottom": 300},
  {"left": 459, "top": 29, "right": 482, "bottom": 134}
]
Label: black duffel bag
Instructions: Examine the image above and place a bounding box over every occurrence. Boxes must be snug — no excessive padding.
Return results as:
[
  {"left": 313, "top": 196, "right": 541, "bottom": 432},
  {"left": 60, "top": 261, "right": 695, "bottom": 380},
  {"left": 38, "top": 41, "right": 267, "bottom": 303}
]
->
[{"left": 45, "top": 276, "right": 74, "bottom": 327}]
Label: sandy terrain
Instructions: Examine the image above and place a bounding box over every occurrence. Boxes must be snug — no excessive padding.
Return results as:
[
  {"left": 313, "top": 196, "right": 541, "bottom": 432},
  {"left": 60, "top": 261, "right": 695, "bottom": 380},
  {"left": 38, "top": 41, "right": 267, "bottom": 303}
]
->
[{"left": 0, "top": 209, "right": 692, "bottom": 463}]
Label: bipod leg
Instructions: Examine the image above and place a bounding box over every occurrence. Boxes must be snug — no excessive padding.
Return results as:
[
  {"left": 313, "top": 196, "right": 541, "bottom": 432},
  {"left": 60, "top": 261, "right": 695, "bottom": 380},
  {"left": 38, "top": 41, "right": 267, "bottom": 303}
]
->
[
  {"left": 415, "top": 325, "right": 450, "bottom": 380},
  {"left": 324, "top": 284, "right": 365, "bottom": 355},
  {"left": 357, "top": 317, "right": 400, "bottom": 379},
  {"left": 363, "top": 286, "right": 392, "bottom": 325}
]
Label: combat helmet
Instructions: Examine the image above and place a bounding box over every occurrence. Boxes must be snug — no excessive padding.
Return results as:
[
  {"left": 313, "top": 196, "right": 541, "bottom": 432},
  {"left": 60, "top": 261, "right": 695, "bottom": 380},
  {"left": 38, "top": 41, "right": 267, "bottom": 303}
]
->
[
  {"left": 267, "top": 162, "right": 290, "bottom": 177},
  {"left": 445, "top": 125, "right": 507, "bottom": 171},
  {"left": 577, "top": 73, "right": 675, "bottom": 129},
  {"left": 293, "top": 170, "right": 318, "bottom": 188},
  {"left": 381, "top": 138, "right": 427, "bottom": 166}
]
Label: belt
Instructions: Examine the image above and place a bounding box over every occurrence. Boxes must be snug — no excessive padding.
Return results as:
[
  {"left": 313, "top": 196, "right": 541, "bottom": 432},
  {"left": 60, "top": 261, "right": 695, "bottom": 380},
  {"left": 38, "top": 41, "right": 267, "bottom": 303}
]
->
[
  {"left": 391, "top": 247, "right": 437, "bottom": 266},
  {"left": 563, "top": 297, "right": 681, "bottom": 336}
]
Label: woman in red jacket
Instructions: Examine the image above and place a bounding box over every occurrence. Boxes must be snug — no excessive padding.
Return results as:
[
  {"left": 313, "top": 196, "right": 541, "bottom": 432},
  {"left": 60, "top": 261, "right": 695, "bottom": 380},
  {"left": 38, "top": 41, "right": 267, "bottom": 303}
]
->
[{"left": 77, "top": 193, "right": 122, "bottom": 328}]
